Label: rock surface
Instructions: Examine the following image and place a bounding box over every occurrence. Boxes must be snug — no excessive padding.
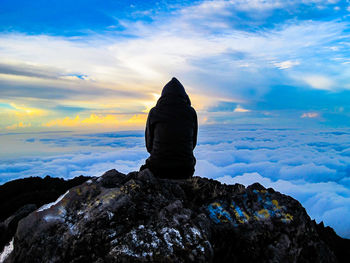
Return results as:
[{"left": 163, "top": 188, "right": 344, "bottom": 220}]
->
[
  {"left": 0, "top": 175, "right": 91, "bottom": 252},
  {"left": 3, "top": 169, "right": 350, "bottom": 262}
]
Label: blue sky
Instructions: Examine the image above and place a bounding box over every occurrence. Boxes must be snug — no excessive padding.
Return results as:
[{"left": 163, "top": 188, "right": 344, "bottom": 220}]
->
[{"left": 0, "top": 0, "right": 349, "bottom": 130}]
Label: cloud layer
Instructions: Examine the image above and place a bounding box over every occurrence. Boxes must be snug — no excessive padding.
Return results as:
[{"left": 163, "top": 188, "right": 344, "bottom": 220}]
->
[{"left": 1, "top": 125, "right": 349, "bottom": 238}]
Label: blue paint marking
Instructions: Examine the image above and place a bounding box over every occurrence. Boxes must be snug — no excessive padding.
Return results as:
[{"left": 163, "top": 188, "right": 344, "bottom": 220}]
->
[
  {"left": 254, "top": 190, "right": 264, "bottom": 202},
  {"left": 208, "top": 191, "right": 293, "bottom": 226},
  {"left": 208, "top": 203, "right": 233, "bottom": 224},
  {"left": 253, "top": 190, "right": 287, "bottom": 218},
  {"left": 263, "top": 196, "right": 276, "bottom": 216},
  {"left": 208, "top": 204, "right": 221, "bottom": 224},
  {"left": 234, "top": 204, "right": 245, "bottom": 218},
  {"left": 231, "top": 201, "right": 248, "bottom": 224},
  {"left": 253, "top": 190, "right": 274, "bottom": 217}
]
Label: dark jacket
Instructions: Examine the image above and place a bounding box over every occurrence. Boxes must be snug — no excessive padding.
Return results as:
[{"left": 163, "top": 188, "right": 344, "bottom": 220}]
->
[{"left": 145, "top": 77, "right": 198, "bottom": 178}]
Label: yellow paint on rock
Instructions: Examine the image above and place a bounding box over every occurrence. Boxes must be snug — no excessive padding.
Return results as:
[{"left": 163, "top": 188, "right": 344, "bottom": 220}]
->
[
  {"left": 233, "top": 210, "right": 244, "bottom": 224},
  {"left": 243, "top": 211, "right": 250, "bottom": 221},
  {"left": 283, "top": 213, "right": 293, "bottom": 222},
  {"left": 75, "top": 188, "right": 82, "bottom": 196},
  {"left": 272, "top": 199, "right": 282, "bottom": 210},
  {"left": 257, "top": 209, "right": 270, "bottom": 219},
  {"left": 217, "top": 213, "right": 230, "bottom": 223}
]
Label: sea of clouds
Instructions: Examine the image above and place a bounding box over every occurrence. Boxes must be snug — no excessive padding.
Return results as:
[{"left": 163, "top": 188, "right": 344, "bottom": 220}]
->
[{"left": 1, "top": 125, "right": 350, "bottom": 238}]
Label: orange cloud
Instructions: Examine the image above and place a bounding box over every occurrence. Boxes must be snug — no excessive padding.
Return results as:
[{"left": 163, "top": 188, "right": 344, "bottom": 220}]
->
[
  {"left": 81, "top": 114, "right": 119, "bottom": 125},
  {"left": 234, "top": 105, "right": 250, "bottom": 113},
  {"left": 42, "top": 113, "right": 147, "bottom": 129},
  {"left": 127, "top": 114, "right": 147, "bottom": 124},
  {"left": 43, "top": 115, "right": 81, "bottom": 127},
  {"left": 43, "top": 114, "right": 118, "bottom": 128},
  {"left": 6, "top": 122, "right": 32, "bottom": 130}
]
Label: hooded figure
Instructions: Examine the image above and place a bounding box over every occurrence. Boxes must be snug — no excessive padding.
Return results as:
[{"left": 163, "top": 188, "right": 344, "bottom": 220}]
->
[{"left": 141, "top": 77, "right": 198, "bottom": 179}]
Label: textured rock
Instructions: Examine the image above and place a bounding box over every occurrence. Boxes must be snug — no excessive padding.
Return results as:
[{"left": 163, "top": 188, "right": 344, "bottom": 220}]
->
[
  {"left": 0, "top": 175, "right": 91, "bottom": 222},
  {"left": 3, "top": 169, "right": 349, "bottom": 262},
  {"left": 0, "top": 175, "right": 91, "bottom": 252},
  {"left": 0, "top": 204, "right": 37, "bottom": 253}
]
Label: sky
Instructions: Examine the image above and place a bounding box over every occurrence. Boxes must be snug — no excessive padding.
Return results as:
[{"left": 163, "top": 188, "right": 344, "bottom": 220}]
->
[{"left": 0, "top": 0, "right": 350, "bottom": 131}]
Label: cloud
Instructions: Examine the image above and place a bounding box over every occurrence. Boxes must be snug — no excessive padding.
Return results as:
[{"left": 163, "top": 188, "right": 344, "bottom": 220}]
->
[
  {"left": 301, "top": 112, "right": 319, "bottom": 118},
  {"left": 43, "top": 115, "right": 118, "bottom": 128},
  {"left": 274, "top": 60, "right": 300, "bottom": 69},
  {"left": 234, "top": 105, "right": 251, "bottom": 112},
  {"left": 42, "top": 113, "right": 147, "bottom": 130},
  {"left": 0, "top": 102, "right": 46, "bottom": 130},
  {"left": 303, "top": 75, "right": 335, "bottom": 90},
  {"left": 6, "top": 122, "right": 31, "bottom": 130},
  {"left": 8, "top": 103, "right": 46, "bottom": 117},
  {"left": 0, "top": 62, "right": 62, "bottom": 79},
  {"left": 1, "top": 125, "right": 349, "bottom": 238}
]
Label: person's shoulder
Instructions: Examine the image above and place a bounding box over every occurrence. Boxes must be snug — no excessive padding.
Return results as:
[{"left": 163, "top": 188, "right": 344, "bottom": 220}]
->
[
  {"left": 190, "top": 106, "right": 197, "bottom": 115},
  {"left": 149, "top": 107, "right": 156, "bottom": 114}
]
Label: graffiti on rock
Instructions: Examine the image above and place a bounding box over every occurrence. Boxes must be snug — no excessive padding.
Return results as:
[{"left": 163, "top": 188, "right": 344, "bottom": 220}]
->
[
  {"left": 208, "top": 202, "right": 236, "bottom": 225},
  {"left": 208, "top": 190, "right": 293, "bottom": 225}
]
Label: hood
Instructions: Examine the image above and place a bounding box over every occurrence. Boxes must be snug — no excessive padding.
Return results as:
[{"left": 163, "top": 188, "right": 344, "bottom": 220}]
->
[{"left": 157, "top": 77, "right": 191, "bottom": 106}]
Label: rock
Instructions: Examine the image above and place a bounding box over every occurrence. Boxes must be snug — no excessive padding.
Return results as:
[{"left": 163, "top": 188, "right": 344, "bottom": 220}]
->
[
  {"left": 4, "top": 204, "right": 37, "bottom": 232},
  {"left": 0, "top": 204, "right": 37, "bottom": 252},
  {"left": 0, "top": 175, "right": 91, "bottom": 222},
  {"left": 0, "top": 175, "right": 91, "bottom": 252},
  {"left": 3, "top": 169, "right": 349, "bottom": 262},
  {"left": 315, "top": 221, "right": 350, "bottom": 263}
]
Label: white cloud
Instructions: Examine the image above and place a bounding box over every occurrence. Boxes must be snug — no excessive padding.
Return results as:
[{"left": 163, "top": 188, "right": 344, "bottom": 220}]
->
[
  {"left": 274, "top": 60, "right": 300, "bottom": 69},
  {"left": 1, "top": 125, "right": 350, "bottom": 238},
  {"left": 301, "top": 112, "right": 319, "bottom": 118},
  {"left": 303, "top": 75, "right": 335, "bottom": 90}
]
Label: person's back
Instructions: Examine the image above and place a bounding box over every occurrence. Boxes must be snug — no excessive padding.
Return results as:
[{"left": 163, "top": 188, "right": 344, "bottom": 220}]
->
[{"left": 141, "top": 77, "right": 197, "bottom": 179}]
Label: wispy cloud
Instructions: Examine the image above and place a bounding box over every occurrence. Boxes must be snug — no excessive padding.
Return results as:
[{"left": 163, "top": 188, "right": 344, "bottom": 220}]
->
[
  {"left": 273, "top": 60, "right": 300, "bottom": 70},
  {"left": 303, "top": 75, "right": 335, "bottom": 90},
  {"left": 234, "top": 105, "right": 251, "bottom": 112},
  {"left": 6, "top": 122, "right": 32, "bottom": 130},
  {"left": 301, "top": 112, "right": 319, "bottom": 118}
]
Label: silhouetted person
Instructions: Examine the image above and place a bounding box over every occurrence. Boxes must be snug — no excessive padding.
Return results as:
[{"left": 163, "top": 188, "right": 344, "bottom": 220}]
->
[{"left": 140, "top": 77, "right": 198, "bottom": 179}]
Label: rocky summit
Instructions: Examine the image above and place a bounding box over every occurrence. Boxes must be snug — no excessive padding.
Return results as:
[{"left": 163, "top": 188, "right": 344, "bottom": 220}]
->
[
  {"left": 0, "top": 175, "right": 91, "bottom": 255},
  {"left": 2, "top": 169, "right": 350, "bottom": 262}
]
